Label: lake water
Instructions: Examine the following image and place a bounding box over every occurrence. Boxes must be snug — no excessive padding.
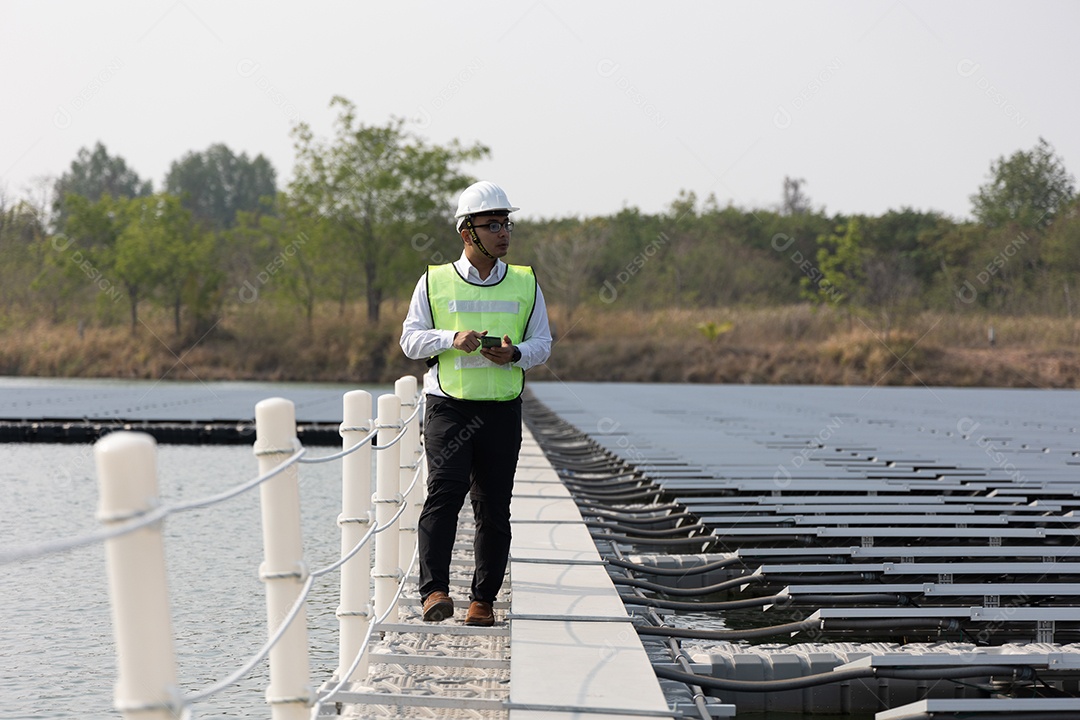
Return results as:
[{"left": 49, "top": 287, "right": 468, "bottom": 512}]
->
[{"left": 1, "top": 382, "right": 373, "bottom": 720}]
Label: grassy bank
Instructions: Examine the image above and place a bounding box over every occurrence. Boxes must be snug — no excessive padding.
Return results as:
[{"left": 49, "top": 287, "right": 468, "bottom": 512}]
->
[{"left": 2, "top": 304, "right": 1079, "bottom": 388}]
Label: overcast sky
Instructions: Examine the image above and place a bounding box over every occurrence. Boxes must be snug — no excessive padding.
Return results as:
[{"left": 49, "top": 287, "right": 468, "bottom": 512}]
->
[{"left": 2, "top": 0, "right": 1076, "bottom": 223}]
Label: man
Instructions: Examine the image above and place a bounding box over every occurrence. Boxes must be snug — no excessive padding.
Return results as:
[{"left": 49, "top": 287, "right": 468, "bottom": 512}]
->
[{"left": 400, "top": 180, "right": 552, "bottom": 626}]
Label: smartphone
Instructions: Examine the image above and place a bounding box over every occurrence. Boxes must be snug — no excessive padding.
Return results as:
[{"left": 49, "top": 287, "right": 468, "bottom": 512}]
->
[{"left": 480, "top": 336, "right": 502, "bottom": 349}]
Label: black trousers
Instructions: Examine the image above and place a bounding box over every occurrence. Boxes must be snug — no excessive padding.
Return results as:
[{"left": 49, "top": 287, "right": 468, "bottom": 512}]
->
[{"left": 417, "top": 393, "right": 522, "bottom": 603}]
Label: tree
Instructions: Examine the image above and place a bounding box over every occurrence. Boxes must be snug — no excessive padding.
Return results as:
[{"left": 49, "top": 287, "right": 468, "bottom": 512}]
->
[
  {"left": 782, "top": 176, "right": 812, "bottom": 216},
  {"left": 863, "top": 251, "right": 920, "bottom": 338},
  {"left": 111, "top": 198, "right": 162, "bottom": 333},
  {"left": 232, "top": 196, "right": 323, "bottom": 334},
  {"left": 119, "top": 194, "right": 211, "bottom": 337},
  {"left": 0, "top": 194, "right": 49, "bottom": 317},
  {"left": 53, "top": 193, "right": 131, "bottom": 326},
  {"left": 971, "top": 137, "right": 1076, "bottom": 230},
  {"left": 290, "top": 97, "right": 488, "bottom": 322},
  {"left": 804, "top": 218, "right": 867, "bottom": 315},
  {"left": 165, "top": 144, "right": 277, "bottom": 230},
  {"left": 1041, "top": 198, "right": 1080, "bottom": 317},
  {"left": 533, "top": 218, "right": 606, "bottom": 323},
  {"left": 52, "top": 142, "right": 151, "bottom": 230}
]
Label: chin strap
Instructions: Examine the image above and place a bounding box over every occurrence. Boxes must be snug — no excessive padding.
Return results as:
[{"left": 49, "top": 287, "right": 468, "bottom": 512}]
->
[{"left": 465, "top": 219, "right": 496, "bottom": 260}]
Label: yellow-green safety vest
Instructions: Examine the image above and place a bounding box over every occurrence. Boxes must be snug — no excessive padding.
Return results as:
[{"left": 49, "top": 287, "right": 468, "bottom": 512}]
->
[{"left": 428, "top": 263, "right": 537, "bottom": 401}]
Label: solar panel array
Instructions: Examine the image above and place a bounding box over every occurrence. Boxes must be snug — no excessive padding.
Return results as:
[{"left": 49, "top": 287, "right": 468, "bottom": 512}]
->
[{"left": 530, "top": 382, "right": 1080, "bottom": 718}]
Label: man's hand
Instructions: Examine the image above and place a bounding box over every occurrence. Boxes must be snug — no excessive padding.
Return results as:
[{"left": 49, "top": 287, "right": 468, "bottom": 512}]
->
[
  {"left": 453, "top": 330, "right": 487, "bottom": 353},
  {"left": 480, "top": 334, "right": 515, "bottom": 366}
]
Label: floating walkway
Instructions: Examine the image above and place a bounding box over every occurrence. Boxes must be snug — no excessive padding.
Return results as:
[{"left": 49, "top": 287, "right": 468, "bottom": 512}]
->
[{"left": 330, "top": 425, "right": 676, "bottom": 719}]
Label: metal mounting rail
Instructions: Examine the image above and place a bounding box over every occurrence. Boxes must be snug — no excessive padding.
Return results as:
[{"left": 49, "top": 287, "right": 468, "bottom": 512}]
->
[
  {"left": 877, "top": 698, "right": 1080, "bottom": 719},
  {"left": 324, "top": 690, "right": 505, "bottom": 712},
  {"left": 373, "top": 622, "right": 509, "bottom": 637},
  {"left": 366, "top": 652, "right": 510, "bottom": 670}
]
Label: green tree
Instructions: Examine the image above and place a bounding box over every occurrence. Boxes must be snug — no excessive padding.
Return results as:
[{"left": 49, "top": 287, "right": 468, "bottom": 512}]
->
[
  {"left": 53, "top": 193, "right": 131, "bottom": 326},
  {"left": 111, "top": 198, "right": 161, "bottom": 334},
  {"left": 233, "top": 197, "right": 323, "bottom": 333},
  {"left": 804, "top": 218, "right": 866, "bottom": 314},
  {"left": 1042, "top": 198, "right": 1080, "bottom": 317},
  {"left": 165, "top": 144, "right": 277, "bottom": 230},
  {"left": 290, "top": 97, "right": 488, "bottom": 322},
  {"left": 860, "top": 208, "right": 948, "bottom": 290},
  {"left": 0, "top": 195, "right": 50, "bottom": 318},
  {"left": 119, "top": 194, "right": 211, "bottom": 337},
  {"left": 971, "top": 137, "right": 1076, "bottom": 230},
  {"left": 52, "top": 142, "right": 151, "bottom": 230}
]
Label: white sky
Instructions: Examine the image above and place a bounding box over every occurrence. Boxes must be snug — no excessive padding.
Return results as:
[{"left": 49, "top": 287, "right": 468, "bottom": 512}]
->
[{"left": 2, "top": 0, "right": 1076, "bottom": 222}]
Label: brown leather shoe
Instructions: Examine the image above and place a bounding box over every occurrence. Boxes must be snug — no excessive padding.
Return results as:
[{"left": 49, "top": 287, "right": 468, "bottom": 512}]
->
[
  {"left": 464, "top": 600, "right": 495, "bottom": 626},
  {"left": 422, "top": 591, "right": 454, "bottom": 622}
]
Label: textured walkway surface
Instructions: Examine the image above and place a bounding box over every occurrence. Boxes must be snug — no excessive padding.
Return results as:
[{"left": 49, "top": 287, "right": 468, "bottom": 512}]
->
[{"left": 336, "top": 427, "right": 670, "bottom": 719}]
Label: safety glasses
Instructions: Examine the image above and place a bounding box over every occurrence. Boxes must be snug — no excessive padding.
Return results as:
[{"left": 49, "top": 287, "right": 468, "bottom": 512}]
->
[{"left": 470, "top": 220, "right": 514, "bottom": 233}]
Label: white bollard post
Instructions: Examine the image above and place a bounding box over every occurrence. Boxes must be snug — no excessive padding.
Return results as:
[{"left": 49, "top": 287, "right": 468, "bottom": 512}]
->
[
  {"left": 395, "top": 376, "right": 420, "bottom": 574},
  {"left": 95, "top": 432, "right": 180, "bottom": 720},
  {"left": 254, "top": 398, "right": 311, "bottom": 720},
  {"left": 337, "top": 390, "right": 373, "bottom": 683},
  {"left": 373, "top": 392, "right": 402, "bottom": 624}
]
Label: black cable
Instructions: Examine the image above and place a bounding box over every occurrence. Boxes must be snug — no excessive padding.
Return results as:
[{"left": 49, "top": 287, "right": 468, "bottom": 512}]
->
[
  {"left": 586, "top": 520, "right": 710, "bottom": 538},
  {"left": 570, "top": 487, "right": 652, "bottom": 498},
  {"left": 592, "top": 532, "right": 717, "bottom": 549},
  {"left": 571, "top": 488, "right": 661, "bottom": 502},
  {"left": 620, "top": 593, "right": 783, "bottom": 611},
  {"left": 654, "top": 664, "right": 873, "bottom": 691},
  {"left": 606, "top": 556, "right": 744, "bottom": 576},
  {"left": 611, "top": 573, "right": 761, "bottom": 596},
  {"left": 652, "top": 663, "right": 1026, "bottom": 693},
  {"left": 583, "top": 509, "right": 697, "bottom": 526},
  {"left": 620, "top": 592, "right": 907, "bottom": 611},
  {"left": 577, "top": 499, "right": 683, "bottom": 513},
  {"left": 760, "top": 572, "right": 880, "bottom": 584},
  {"left": 561, "top": 468, "right": 638, "bottom": 478},
  {"left": 557, "top": 472, "right": 639, "bottom": 483},
  {"left": 637, "top": 616, "right": 959, "bottom": 641},
  {"left": 553, "top": 458, "right": 622, "bottom": 467},
  {"left": 638, "top": 618, "right": 819, "bottom": 640}
]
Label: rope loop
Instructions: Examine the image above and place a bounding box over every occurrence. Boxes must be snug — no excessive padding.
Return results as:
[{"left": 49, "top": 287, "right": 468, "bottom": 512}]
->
[
  {"left": 254, "top": 437, "right": 301, "bottom": 457},
  {"left": 259, "top": 560, "right": 310, "bottom": 583},
  {"left": 375, "top": 420, "right": 404, "bottom": 430}
]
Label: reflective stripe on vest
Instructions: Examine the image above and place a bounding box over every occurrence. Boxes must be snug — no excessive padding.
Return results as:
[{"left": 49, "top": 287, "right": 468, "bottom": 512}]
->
[{"left": 428, "top": 263, "right": 536, "bottom": 401}]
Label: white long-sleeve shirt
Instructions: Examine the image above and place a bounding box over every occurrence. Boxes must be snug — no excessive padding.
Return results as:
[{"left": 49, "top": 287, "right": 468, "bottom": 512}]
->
[{"left": 400, "top": 251, "right": 553, "bottom": 398}]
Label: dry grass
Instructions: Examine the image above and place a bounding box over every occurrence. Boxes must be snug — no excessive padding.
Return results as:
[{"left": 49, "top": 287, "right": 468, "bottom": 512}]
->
[
  {"left": 554, "top": 304, "right": 1080, "bottom": 349},
  {"left": 3, "top": 302, "right": 1079, "bottom": 388}
]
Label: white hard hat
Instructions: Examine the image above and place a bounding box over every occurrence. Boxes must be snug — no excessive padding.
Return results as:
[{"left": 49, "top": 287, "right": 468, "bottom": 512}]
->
[{"left": 455, "top": 181, "right": 519, "bottom": 230}]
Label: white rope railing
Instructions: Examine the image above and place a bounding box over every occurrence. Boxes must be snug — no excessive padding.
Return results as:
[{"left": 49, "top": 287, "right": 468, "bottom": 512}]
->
[
  {"left": 295, "top": 398, "right": 420, "bottom": 464},
  {"left": 295, "top": 428, "right": 376, "bottom": 464},
  {"left": 185, "top": 456, "right": 425, "bottom": 709},
  {"left": 311, "top": 534, "right": 421, "bottom": 718},
  {"left": 31, "top": 376, "right": 427, "bottom": 720},
  {"left": 0, "top": 445, "right": 306, "bottom": 566}
]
